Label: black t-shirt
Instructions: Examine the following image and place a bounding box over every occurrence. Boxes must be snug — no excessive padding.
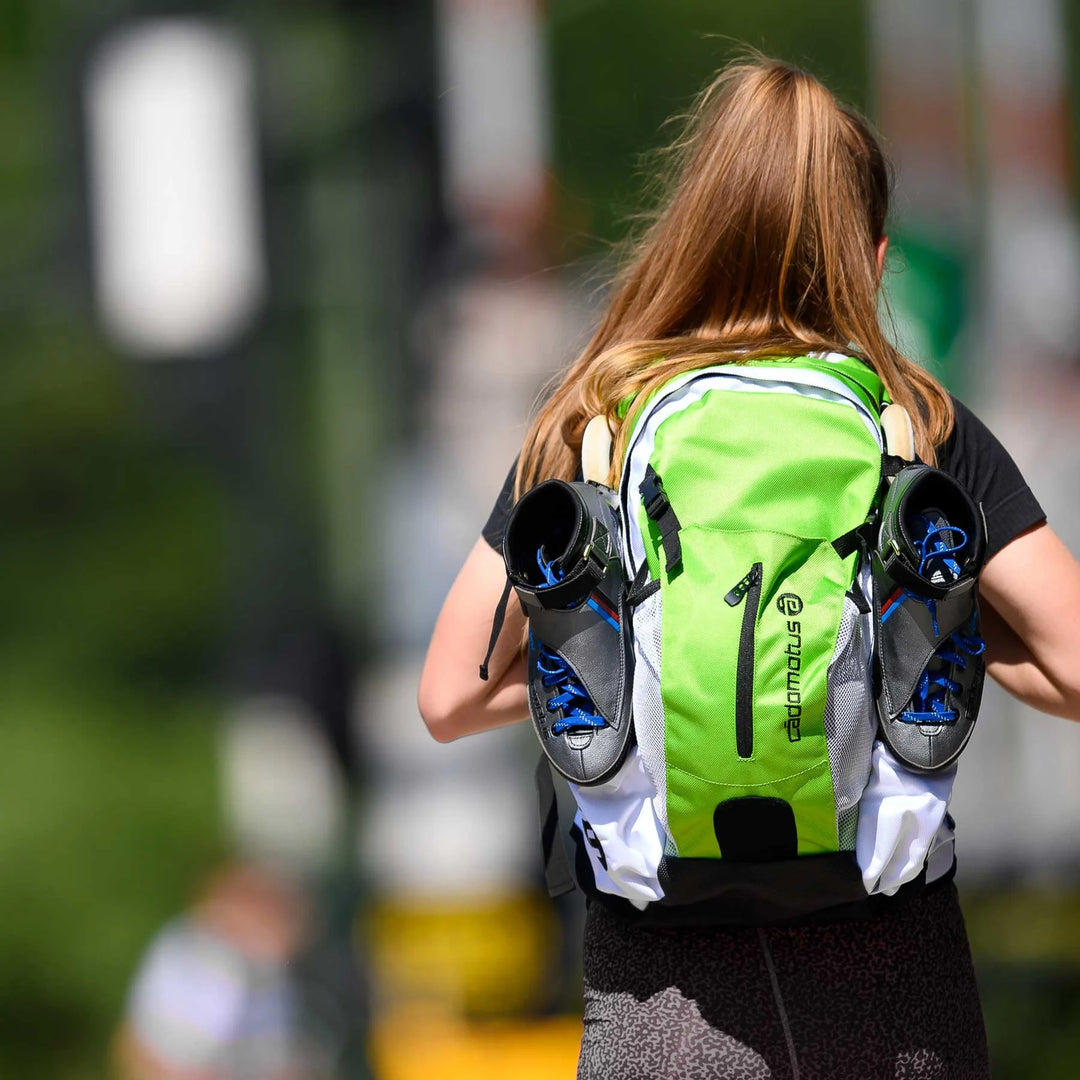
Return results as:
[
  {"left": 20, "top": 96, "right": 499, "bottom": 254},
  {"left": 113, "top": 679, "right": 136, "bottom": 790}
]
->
[{"left": 481, "top": 395, "right": 1045, "bottom": 559}]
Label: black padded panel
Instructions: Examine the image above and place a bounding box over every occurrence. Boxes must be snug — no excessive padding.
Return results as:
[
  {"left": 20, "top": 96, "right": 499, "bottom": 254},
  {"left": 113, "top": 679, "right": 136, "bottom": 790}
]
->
[{"left": 713, "top": 797, "right": 799, "bottom": 861}]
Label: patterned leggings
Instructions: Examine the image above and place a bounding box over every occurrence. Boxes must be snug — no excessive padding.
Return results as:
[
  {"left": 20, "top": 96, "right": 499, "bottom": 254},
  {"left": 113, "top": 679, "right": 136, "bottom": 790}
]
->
[{"left": 578, "top": 882, "right": 990, "bottom": 1080}]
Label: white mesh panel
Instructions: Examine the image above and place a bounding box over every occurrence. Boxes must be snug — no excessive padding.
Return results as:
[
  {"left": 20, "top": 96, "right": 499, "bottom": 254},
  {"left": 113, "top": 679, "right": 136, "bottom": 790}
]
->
[
  {"left": 823, "top": 581, "right": 878, "bottom": 850},
  {"left": 629, "top": 587, "right": 671, "bottom": 843},
  {"left": 837, "top": 803, "right": 862, "bottom": 851}
]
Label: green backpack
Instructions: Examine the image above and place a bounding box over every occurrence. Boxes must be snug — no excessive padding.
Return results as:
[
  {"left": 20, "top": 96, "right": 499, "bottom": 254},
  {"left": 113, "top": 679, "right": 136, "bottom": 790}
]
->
[{"left": 570, "top": 353, "right": 892, "bottom": 922}]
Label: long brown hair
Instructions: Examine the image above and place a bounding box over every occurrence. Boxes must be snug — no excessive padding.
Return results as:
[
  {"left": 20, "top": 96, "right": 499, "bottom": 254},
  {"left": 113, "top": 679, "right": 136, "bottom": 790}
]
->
[{"left": 518, "top": 57, "right": 953, "bottom": 492}]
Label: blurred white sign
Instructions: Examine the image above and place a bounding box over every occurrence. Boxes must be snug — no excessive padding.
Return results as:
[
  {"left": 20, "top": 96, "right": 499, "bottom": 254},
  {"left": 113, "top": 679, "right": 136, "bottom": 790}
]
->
[
  {"left": 436, "top": 0, "right": 549, "bottom": 227},
  {"left": 85, "top": 19, "right": 266, "bottom": 358}
]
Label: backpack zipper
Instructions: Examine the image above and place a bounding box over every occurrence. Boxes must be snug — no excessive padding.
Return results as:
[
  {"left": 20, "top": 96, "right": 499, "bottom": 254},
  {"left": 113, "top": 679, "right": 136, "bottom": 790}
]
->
[{"left": 726, "top": 562, "right": 762, "bottom": 758}]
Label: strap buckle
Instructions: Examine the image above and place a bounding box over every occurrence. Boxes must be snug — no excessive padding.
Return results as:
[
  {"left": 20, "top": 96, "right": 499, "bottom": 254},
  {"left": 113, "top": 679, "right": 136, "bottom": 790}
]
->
[{"left": 639, "top": 470, "right": 669, "bottom": 521}]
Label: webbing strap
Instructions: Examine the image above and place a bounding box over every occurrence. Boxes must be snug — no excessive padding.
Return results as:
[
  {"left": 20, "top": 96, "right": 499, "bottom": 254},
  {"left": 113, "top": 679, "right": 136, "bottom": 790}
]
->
[
  {"left": 882, "top": 453, "right": 907, "bottom": 479},
  {"left": 530, "top": 551, "right": 605, "bottom": 611},
  {"left": 832, "top": 520, "right": 878, "bottom": 560},
  {"left": 639, "top": 465, "right": 682, "bottom": 574},
  {"left": 536, "top": 755, "right": 576, "bottom": 897},
  {"left": 478, "top": 575, "right": 513, "bottom": 681},
  {"left": 831, "top": 451, "right": 904, "bottom": 560},
  {"left": 627, "top": 561, "right": 660, "bottom": 606}
]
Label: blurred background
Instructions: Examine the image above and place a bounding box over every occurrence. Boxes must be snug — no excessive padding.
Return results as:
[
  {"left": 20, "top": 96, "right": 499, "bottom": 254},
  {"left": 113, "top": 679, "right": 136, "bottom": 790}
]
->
[{"left": 3, "top": 0, "right": 1080, "bottom": 1076}]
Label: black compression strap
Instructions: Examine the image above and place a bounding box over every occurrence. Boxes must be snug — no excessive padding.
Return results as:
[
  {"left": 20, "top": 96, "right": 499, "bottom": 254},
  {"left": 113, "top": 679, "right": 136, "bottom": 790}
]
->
[
  {"left": 627, "top": 561, "right": 660, "bottom": 606},
  {"left": 882, "top": 453, "right": 907, "bottom": 478},
  {"left": 846, "top": 585, "right": 872, "bottom": 615},
  {"left": 832, "top": 520, "right": 878, "bottom": 560},
  {"left": 536, "top": 755, "right": 576, "bottom": 897},
  {"left": 877, "top": 548, "right": 953, "bottom": 600},
  {"left": 639, "top": 465, "right": 682, "bottom": 574},
  {"left": 531, "top": 554, "right": 605, "bottom": 611},
  {"left": 478, "top": 575, "right": 514, "bottom": 681},
  {"left": 834, "top": 449, "right": 909, "bottom": 560}
]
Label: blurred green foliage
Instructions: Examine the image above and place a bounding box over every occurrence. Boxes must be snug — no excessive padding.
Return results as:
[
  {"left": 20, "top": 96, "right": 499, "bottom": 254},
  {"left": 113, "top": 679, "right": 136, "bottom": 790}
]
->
[
  {"left": 0, "top": 339, "right": 229, "bottom": 687},
  {"left": 965, "top": 889, "right": 1080, "bottom": 1076},
  {"left": 0, "top": 13, "right": 230, "bottom": 1067},
  {"left": 547, "top": 0, "right": 867, "bottom": 252},
  {"left": 0, "top": 327, "right": 228, "bottom": 1079},
  {"left": 0, "top": 683, "right": 221, "bottom": 1079}
]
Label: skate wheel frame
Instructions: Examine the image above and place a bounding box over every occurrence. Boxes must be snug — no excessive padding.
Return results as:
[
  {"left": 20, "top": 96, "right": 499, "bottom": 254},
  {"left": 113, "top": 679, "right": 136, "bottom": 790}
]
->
[{"left": 581, "top": 414, "right": 615, "bottom": 484}]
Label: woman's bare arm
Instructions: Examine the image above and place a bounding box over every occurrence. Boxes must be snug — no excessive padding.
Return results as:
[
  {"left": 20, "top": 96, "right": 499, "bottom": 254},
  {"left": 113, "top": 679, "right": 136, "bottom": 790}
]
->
[
  {"left": 420, "top": 518, "right": 1080, "bottom": 737},
  {"left": 418, "top": 539, "right": 529, "bottom": 741},
  {"left": 978, "top": 522, "right": 1080, "bottom": 720}
]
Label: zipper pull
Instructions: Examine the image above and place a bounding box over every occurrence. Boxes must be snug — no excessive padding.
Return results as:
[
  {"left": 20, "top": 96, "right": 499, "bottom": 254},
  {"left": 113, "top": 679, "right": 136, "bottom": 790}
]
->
[{"left": 725, "top": 564, "right": 762, "bottom": 606}]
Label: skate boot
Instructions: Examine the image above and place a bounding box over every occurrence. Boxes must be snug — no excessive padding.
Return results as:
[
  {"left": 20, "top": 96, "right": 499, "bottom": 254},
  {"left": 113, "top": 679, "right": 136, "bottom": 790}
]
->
[
  {"left": 873, "top": 465, "right": 987, "bottom": 773},
  {"left": 503, "top": 479, "right": 634, "bottom": 786}
]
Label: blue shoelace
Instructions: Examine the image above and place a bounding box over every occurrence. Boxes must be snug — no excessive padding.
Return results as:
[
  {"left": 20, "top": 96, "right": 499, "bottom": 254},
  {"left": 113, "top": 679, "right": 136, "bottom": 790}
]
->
[
  {"left": 896, "top": 514, "right": 986, "bottom": 726},
  {"left": 535, "top": 547, "right": 606, "bottom": 735}
]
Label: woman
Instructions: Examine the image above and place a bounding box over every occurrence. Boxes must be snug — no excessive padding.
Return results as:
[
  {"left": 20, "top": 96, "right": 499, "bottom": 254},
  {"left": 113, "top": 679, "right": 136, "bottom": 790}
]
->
[{"left": 419, "top": 58, "right": 1080, "bottom": 1079}]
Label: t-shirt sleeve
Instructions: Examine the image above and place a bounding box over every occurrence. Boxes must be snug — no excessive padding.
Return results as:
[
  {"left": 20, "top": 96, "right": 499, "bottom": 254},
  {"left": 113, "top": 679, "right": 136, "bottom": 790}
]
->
[
  {"left": 482, "top": 460, "right": 518, "bottom": 551},
  {"left": 936, "top": 396, "right": 1046, "bottom": 560}
]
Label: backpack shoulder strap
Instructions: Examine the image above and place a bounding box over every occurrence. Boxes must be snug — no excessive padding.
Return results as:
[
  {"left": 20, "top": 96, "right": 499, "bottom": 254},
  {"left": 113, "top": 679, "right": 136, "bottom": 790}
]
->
[
  {"left": 739, "top": 353, "right": 889, "bottom": 415},
  {"left": 535, "top": 755, "right": 577, "bottom": 897},
  {"left": 581, "top": 414, "right": 614, "bottom": 484}
]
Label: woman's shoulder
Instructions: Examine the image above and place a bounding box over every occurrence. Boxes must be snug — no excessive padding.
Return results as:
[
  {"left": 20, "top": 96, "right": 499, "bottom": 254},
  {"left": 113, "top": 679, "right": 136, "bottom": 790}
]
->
[
  {"left": 482, "top": 460, "right": 519, "bottom": 551},
  {"left": 484, "top": 397, "right": 1046, "bottom": 562},
  {"left": 936, "top": 395, "right": 1045, "bottom": 561},
  {"left": 937, "top": 394, "right": 1014, "bottom": 482}
]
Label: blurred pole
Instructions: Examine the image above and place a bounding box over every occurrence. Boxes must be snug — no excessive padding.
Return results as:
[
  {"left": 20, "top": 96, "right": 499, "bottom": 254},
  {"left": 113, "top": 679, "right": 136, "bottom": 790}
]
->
[
  {"left": 361, "top": 0, "right": 548, "bottom": 956},
  {"left": 975, "top": 0, "right": 1080, "bottom": 388},
  {"left": 869, "top": 0, "right": 971, "bottom": 390},
  {"left": 872, "top": 0, "right": 1080, "bottom": 880},
  {"left": 83, "top": 14, "right": 350, "bottom": 866},
  {"left": 84, "top": 10, "right": 373, "bottom": 1076},
  {"left": 955, "top": 0, "right": 1080, "bottom": 878},
  {"left": 869, "top": 0, "right": 1000, "bottom": 867},
  {"left": 361, "top": 0, "right": 585, "bottom": 1074},
  {"left": 870, "top": 0, "right": 971, "bottom": 237}
]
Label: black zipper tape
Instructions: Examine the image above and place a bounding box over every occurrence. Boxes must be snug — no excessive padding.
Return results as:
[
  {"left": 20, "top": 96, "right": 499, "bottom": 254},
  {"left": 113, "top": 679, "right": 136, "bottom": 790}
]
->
[{"left": 732, "top": 562, "right": 762, "bottom": 759}]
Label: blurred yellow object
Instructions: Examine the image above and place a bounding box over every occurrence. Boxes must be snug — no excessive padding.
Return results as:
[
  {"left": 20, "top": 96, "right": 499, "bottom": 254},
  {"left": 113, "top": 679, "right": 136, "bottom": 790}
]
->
[
  {"left": 364, "top": 892, "right": 560, "bottom": 1017},
  {"left": 369, "top": 1005, "right": 581, "bottom": 1080},
  {"left": 963, "top": 886, "right": 1080, "bottom": 964}
]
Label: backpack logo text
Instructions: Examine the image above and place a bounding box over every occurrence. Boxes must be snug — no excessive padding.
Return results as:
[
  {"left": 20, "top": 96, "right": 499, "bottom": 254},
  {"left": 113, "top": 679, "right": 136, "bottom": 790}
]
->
[{"left": 782, "top": 596, "right": 805, "bottom": 742}]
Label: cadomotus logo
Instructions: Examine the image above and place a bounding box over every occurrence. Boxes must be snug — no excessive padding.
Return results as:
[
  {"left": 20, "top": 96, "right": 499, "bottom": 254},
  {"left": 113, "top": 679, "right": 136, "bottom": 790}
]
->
[
  {"left": 776, "top": 593, "right": 803, "bottom": 616},
  {"left": 779, "top": 593, "right": 804, "bottom": 742}
]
